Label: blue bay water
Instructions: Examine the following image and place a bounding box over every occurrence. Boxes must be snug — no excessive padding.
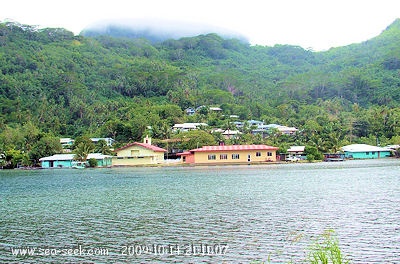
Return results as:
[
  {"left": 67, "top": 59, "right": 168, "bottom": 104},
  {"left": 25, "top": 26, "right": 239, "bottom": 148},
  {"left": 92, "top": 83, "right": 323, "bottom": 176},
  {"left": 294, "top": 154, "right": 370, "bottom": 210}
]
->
[{"left": 1, "top": 159, "right": 400, "bottom": 263}]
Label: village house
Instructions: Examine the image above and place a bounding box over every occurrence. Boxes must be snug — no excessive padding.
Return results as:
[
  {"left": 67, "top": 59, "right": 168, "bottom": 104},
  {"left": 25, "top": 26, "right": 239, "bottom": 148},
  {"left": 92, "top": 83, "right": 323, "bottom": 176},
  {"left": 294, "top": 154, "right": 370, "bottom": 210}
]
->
[
  {"left": 39, "top": 153, "right": 112, "bottom": 168},
  {"left": 172, "top": 123, "right": 208, "bottom": 132},
  {"left": 60, "top": 138, "right": 74, "bottom": 152},
  {"left": 276, "top": 125, "right": 298, "bottom": 135},
  {"left": 90, "top": 137, "right": 115, "bottom": 147},
  {"left": 209, "top": 107, "right": 222, "bottom": 112},
  {"left": 211, "top": 128, "right": 241, "bottom": 139},
  {"left": 113, "top": 136, "right": 167, "bottom": 166},
  {"left": 60, "top": 137, "right": 115, "bottom": 153},
  {"left": 341, "top": 144, "right": 391, "bottom": 159},
  {"left": 222, "top": 130, "right": 242, "bottom": 139},
  {"left": 233, "top": 121, "right": 243, "bottom": 128},
  {"left": 234, "top": 121, "right": 298, "bottom": 137},
  {"left": 261, "top": 124, "right": 298, "bottom": 135},
  {"left": 287, "top": 146, "right": 306, "bottom": 160},
  {"left": 185, "top": 107, "right": 195, "bottom": 115},
  {"left": 178, "top": 144, "right": 279, "bottom": 165}
]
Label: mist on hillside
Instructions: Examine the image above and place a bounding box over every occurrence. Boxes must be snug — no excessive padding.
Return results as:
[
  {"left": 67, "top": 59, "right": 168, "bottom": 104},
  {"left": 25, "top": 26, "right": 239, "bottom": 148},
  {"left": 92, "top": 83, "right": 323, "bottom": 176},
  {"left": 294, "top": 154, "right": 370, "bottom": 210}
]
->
[{"left": 80, "top": 18, "right": 248, "bottom": 43}]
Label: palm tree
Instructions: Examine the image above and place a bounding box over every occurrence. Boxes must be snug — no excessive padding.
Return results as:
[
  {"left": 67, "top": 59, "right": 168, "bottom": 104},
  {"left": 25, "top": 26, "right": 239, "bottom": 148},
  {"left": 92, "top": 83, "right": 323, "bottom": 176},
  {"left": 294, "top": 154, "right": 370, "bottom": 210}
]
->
[
  {"left": 160, "top": 122, "right": 171, "bottom": 140},
  {"left": 74, "top": 142, "right": 94, "bottom": 162},
  {"left": 94, "top": 140, "right": 113, "bottom": 155},
  {"left": 328, "top": 132, "right": 341, "bottom": 153}
]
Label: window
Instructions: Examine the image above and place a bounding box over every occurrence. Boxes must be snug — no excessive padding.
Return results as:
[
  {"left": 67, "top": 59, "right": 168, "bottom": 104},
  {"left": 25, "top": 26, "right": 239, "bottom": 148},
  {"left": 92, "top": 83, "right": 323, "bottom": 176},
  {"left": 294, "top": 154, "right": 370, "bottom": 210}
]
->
[
  {"left": 267, "top": 152, "right": 273, "bottom": 156},
  {"left": 131, "top": 150, "right": 139, "bottom": 156},
  {"left": 208, "top": 154, "right": 216, "bottom": 160},
  {"left": 220, "top": 154, "right": 228, "bottom": 160},
  {"left": 256, "top": 152, "right": 261, "bottom": 157},
  {"left": 366, "top": 152, "right": 370, "bottom": 155},
  {"left": 232, "top": 154, "right": 240, "bottom": 159}
]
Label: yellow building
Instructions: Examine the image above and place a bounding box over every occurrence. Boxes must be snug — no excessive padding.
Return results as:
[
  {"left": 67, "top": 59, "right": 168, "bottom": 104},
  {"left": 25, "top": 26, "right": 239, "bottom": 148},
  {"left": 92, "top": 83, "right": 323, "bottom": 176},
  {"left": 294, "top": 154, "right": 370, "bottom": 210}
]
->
[
  {"left": 113, "top": 136, "right": 167, "bottom": 166},
  {"left": 178, "top": 144, "right": 279, "bottom": 165}
]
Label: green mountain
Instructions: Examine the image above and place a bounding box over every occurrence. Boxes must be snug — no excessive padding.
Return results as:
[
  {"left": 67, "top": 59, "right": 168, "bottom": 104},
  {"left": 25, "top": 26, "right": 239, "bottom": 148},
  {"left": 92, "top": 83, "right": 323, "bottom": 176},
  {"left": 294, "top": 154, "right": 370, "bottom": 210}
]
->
[{"left": 1, "top": 19, "right": 400, "bottom": 166}]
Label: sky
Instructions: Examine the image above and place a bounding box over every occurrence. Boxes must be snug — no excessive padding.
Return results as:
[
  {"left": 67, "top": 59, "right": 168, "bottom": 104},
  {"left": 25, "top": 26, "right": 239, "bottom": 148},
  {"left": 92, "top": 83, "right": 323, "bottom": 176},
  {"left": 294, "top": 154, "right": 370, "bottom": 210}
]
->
[{"left": 1, "top": 0, "right": 399, "bottom": 51}]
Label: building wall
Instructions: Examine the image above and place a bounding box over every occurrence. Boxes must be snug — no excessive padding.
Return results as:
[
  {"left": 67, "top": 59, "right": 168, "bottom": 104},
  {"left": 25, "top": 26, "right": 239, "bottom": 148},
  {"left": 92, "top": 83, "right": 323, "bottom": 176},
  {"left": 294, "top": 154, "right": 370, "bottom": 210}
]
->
[
  {"left": 112, "top": 156, "right": 155, "bottom": 166},
  {"left": 97, "top": 158, "right": 112, "bottom": 167},
  {"left": 42, "top": 158, "right": 112, "bottom": 168},
  {"left": 41, "top": 160, "right": 73, "bottom": 168},
  {"left": 345, "top": 151, "right": 391, "bottom": 159},
  {"left": 186, "top": 150, "right": 276, "bottom": 164},
  {"left": 181, "top": 154, "right": 195, "bottom": 164},
  {"left": 114, "top": 145, "right": 164, "bottom": 166},
  {"left": 116, "top": 145, "right": 157, "bottom": 157}
]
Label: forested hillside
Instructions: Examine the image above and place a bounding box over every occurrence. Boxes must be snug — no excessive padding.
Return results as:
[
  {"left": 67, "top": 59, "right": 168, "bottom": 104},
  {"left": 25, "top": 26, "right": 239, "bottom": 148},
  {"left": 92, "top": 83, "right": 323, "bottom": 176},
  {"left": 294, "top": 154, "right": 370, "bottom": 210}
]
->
[{"left": 1, "top": 19, "right": 400, "bottom": 167}]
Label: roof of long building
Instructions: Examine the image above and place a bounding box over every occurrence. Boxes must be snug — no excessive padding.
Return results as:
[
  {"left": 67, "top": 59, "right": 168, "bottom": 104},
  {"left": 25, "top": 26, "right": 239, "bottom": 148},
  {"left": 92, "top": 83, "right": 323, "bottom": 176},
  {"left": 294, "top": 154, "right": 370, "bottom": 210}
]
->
[
  {"left": 189, "top": 144, "right": 279, "bottom": 152},
  {"left": 341, "top": 144, "right": 391, "bottom": 152}
]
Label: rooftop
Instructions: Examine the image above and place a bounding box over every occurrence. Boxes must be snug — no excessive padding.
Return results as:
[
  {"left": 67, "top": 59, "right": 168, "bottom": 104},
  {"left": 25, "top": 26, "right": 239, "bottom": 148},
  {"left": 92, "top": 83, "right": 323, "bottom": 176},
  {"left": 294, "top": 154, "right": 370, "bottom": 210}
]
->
[
  {"left": 189, "top": 144, "right": 279, "bottom": 152},
  {"left": 39, "top": 153, "right": 112, "bottom": 161},
  {"left": 287, "top": 146, "right": 305, "bottom": 152},
  {"left": 341, "top": 144, "right": 390, "bottom": 152},
  {"left": 115, "top": 142, "right": 167, "bottom": 152}
]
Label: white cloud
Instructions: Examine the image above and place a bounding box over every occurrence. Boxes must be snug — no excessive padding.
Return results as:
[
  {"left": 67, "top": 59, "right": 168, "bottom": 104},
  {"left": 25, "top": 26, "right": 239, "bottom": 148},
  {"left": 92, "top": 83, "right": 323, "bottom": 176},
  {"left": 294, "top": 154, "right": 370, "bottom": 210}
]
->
[{"left": 1, "top": 0, "right": 399, "bottom": 50}]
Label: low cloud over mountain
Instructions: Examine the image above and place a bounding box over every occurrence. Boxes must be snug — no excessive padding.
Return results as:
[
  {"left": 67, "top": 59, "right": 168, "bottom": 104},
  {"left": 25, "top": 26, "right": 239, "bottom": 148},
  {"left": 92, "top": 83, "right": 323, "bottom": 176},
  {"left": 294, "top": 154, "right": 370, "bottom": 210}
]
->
[{"left": 80, "top": 18, "right": 248, "bottom": 43}]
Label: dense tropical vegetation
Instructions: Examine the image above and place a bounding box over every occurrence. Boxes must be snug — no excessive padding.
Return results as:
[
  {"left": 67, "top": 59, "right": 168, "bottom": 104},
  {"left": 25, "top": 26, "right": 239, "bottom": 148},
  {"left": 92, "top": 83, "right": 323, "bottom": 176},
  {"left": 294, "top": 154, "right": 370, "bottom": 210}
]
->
[{"left": 1, "top": 19, "right": 400, "bottom": 168}]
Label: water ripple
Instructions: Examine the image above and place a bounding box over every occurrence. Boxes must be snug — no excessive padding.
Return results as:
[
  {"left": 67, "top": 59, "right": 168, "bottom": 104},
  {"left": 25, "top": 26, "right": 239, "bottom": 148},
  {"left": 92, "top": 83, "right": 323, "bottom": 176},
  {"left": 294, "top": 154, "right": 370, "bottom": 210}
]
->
[{"left": 1, "top": 159, "right": 399, "bottom": 263}]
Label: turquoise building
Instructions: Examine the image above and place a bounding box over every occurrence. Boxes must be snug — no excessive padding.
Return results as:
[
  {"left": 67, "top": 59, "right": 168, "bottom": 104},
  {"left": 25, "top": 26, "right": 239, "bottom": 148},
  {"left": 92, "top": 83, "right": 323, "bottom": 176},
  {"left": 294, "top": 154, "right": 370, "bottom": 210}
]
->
[
  {"left": 40, "top": 153, "right": 112, "bottom": 168},
  {"left": 341, "top": 144, "right": 391, "bottom": 159}
]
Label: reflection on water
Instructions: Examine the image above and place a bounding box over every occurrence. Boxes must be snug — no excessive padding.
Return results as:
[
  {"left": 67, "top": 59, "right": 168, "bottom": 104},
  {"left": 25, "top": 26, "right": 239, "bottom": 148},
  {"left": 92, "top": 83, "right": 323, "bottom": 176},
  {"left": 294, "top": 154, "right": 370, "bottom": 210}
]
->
[{"left": 1, "top": 159, "right": 400, "bottom": 263}]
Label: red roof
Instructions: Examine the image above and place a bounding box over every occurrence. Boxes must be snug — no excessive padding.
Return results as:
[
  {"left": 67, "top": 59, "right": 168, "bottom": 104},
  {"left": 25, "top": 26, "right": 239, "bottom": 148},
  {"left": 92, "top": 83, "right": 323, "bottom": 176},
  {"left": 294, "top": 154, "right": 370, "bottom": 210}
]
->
[
  {"left": 189, "top": 144, "right": 279, "bottom": 152},
  {"left": 177, "top": 151, "right": 191, "bottom": 156},
  {"left": 115, "top": 142, "right": 167, "bottom": 152}
]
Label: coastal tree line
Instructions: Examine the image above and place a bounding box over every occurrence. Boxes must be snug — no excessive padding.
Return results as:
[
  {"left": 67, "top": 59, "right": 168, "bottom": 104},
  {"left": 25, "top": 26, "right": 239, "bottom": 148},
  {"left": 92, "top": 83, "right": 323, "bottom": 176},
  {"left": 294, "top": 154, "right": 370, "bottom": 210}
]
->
[{"left": 1, "top": 20, "right": 400, "bottom": 168}]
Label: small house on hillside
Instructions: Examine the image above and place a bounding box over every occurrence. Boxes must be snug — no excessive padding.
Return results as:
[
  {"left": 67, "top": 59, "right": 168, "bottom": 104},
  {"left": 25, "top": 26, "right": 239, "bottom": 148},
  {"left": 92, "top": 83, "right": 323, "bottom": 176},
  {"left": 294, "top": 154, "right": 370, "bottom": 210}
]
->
[
  {"left": 113, "top": 136, "right": 167, "bottom": 166},
  {"left": 222, "top": 130, "right": 242, "bottom": 139},
  {"left": 60, "top": 138, "right": 74, "bottom": 148},
  {"left": 185, "top": 108, "right": 195, "bottom": 115},
  {"left": 90, "top": 137, "right": 115, "bottom": 147},
  {"left": 172, "top": 123, "right": 208, "bottom": 132},
  {"left": 276, "top": 125, "right": 298, "bottom": 135},
  {"left": 209, "top": 107, "right": 222, "bottom": 112},
  {"left": 60, "top": 138, "right": 74, "bottom": 152},
  {"left": 341, "top": 144, "right": 391, "bottom": 159}
]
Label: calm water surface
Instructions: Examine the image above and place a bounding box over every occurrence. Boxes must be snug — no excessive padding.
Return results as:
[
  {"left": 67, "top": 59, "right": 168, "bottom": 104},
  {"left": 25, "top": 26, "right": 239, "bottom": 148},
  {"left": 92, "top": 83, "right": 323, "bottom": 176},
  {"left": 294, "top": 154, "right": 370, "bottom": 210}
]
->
[{"left": 1, "top": 159, "right": 399, "bottom": 263}]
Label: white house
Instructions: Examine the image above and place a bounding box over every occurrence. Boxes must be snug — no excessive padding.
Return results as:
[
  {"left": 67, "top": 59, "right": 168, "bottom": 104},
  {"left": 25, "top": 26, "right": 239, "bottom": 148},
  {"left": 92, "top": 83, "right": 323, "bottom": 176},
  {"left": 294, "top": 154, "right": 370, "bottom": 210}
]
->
[
  {"left": 172, "top": 123, "right": 208, "bottom": 132},
  {"left": 222, "top": 130, "right": 242, "bottom": 139},
  {"left": 60, "top": 138, "right": 74, "bottom": 148},
  {"left": 287, "top": 146, "right": 305, "bottom": 155},
  {"left": 90, "top": 138, "right": 115, "bottom": 147}
]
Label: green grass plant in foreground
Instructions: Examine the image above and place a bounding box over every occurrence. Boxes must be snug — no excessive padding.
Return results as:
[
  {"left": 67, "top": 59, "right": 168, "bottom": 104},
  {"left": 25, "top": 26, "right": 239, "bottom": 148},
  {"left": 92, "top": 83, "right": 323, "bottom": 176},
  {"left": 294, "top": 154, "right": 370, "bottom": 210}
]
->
[
  {"left": 307, "top": 230, "right": 350, "bottom": 264},
  {"left": 251, "top": 229, "right": 350, "bottom": 264}
]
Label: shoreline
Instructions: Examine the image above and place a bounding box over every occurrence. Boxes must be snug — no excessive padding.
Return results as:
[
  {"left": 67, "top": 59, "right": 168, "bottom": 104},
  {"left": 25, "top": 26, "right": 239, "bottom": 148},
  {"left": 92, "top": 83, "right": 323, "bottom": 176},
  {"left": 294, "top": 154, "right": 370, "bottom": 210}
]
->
[{"left": 8, "top": 157, "right": 400, "bottom": 170}]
